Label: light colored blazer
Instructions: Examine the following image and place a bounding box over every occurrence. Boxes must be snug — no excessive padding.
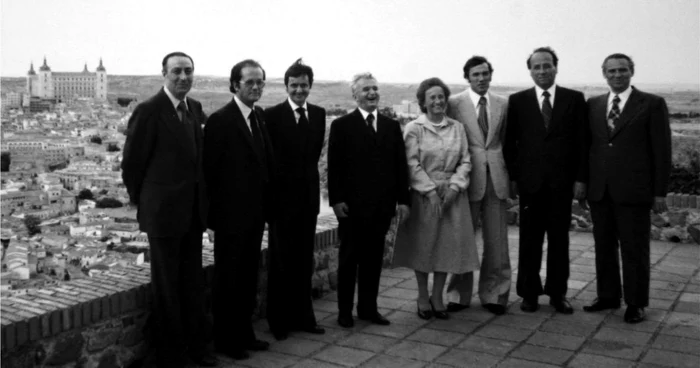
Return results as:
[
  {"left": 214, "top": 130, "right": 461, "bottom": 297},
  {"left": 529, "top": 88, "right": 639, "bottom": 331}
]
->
[{"left": 448, "top": 90, "right": 510, "bottom": 201}]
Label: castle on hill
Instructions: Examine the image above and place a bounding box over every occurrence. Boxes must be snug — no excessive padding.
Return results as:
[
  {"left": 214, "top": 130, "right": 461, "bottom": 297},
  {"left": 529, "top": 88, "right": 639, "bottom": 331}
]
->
[{"left": 26, "top": 57, "right": 108, "bottom": 101}]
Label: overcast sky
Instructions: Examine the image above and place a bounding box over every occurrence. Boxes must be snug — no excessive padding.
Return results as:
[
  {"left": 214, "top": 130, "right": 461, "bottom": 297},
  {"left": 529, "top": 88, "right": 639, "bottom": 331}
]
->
[{"left": 2, "top": 0, "right": 698, "bottom": 87}]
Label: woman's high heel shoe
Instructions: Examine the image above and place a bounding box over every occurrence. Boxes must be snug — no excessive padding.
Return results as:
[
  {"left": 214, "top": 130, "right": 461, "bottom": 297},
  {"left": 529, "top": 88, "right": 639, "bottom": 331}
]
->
[
  {"left": 417, "top": 301, "right": 433, "bottom": 320},
  {"left": 429, "top": 298, "right": 449, "bottom": 320}
]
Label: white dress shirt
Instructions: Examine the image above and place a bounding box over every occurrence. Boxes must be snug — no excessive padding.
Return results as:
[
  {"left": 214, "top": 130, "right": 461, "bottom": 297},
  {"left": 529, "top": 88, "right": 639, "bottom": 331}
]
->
[
  {"left": 535, "top": 84, "right": 557, "bottom": 111},
  {"left": 357, "top": 108, "right": 378, "bottom": 130},
  {"left": 163, "top": 85, "right": 188, "bottom": 120},
  {"left": 468, "top": 88, "right": 490, "bottom": 122},
  {"left": 287, "top": 97, "right": 309, "bottom": 124},
  {"left": 607, "top": 86, "right": 632, "bottom": 115},
  {"left": 234, "top": 95, "right": 255, "bottom": 133}
]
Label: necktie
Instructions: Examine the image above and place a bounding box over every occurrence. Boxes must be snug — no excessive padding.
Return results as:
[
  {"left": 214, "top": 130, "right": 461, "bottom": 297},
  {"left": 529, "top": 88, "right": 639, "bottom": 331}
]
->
[
  {"left": 477, "top": 96, "right": 489, "bottom": 141},
  {"left": 541, "top": 91, "right": 552, "bottom": 129},
  {"left": 366, "top": 113, "right": 376, "bottom": 135},
  {"left": 177, "top": 101, "right": 196, "bottom": 151},
  {"left": 296, "top": 107, "right": 309, "bottom": 128},
  {"left": 608, "top": 95, "right": 621, "bottom": 133},
  {"left": 249, "top": 110, "right": 268, "bottom": 182}
]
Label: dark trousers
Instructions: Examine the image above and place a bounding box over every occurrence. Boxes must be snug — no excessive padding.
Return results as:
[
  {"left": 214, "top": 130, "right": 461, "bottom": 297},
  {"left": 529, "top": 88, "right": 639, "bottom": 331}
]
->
[
  {"left": 337, "top": 215, "right": 391, "bottom": 316},
  {"left": 213, "top": 221, "right": 265, "bottom": 350},
  {"left": 589, "top": 190, "right": 651, "bottom": 307},
  {"left": 516, "top": 185, "right": 572, "bottom": 299},
  {"left": 148, "top": 221, "right": 207, "bottom": 368},
  {"left": 267, "top": 212, "right": 319, "bottom": 333}
]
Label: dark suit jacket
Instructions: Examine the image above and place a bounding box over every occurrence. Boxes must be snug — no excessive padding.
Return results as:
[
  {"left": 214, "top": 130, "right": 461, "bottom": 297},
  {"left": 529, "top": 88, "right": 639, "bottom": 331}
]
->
[
  {"left": 504, "top": 86, "right": 588, "bottom": 194},
  {"left": 328, "top": 109, "right": 410, "bottom": 218},
  {"left": 265, "top": 100, "right": 326, "bottom": 215},
  {"left": 121, "top": 88, "right": 208, "bottom": 237},
  {"left": 203, "top": 99, "right": 275, "bottom": 232},
  {"left": 586, "top": 88, "right": 672, "bottom": 204}
]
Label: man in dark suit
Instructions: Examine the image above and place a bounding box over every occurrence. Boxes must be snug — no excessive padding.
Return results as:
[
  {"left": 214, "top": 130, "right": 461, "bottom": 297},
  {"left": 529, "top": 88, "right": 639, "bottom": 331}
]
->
[
  {"left": 583, "top": 54, "right": 671, "bottom": 324},
  {"left": 121, "top": 51, "right": 217, "bottom": 367},
  {"left": 504, "top": 47, "right": 587, "bottom": 314},
  {"left": 265, "top": 59, "right": 326, "bottom": 340},
  {"left": 203, "top": 59, "right": 274, "bottom": 360},
  {"left": 328, "top": 72, "right": 411, "bottom": 328}
]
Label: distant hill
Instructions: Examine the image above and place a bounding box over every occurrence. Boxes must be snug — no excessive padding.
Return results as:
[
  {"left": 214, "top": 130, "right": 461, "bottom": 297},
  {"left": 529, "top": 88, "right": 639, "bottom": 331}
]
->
[{"left": 3, "top": 76, "right": 697, "bottom": 115}]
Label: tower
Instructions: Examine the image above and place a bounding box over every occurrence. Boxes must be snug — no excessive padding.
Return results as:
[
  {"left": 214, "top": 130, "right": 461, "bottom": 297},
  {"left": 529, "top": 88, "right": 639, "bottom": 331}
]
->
[
  {"left": 95, "top": 58, "right": 107, "bottom": 100},
  {"left": 26, "top": 62, "right": 37, "bottom": 96},
  {"left": 37, "top": 57, "right": 54, "bottom": 99}
]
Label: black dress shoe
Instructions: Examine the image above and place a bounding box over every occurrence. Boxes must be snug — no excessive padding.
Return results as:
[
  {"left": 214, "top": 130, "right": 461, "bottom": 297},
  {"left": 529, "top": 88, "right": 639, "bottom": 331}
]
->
[
  {"left": 337, "top": 313, "right": 354, "bottom": 328},
  {"left": 190, "top": 353, "right": 218, "bottom": 367},
  {"left": 358, "top": 312, "right": 391, "bottom": 325},
  {"left": 446, "top": 302, "right": 469, "bottom": 312},
  {"left": 520, "top": 297, "right": 539, "bottom": 312},
  {"left": 483, "top": 303, "right": 507, "bottom": 315},
  {"left": 272, "top": 330, "right": 288, "bottom": 341},
  {"left": 549, "top": 297, "right": 574, "bottom": 314},
  {"left": 417, "top": 302, "right": 433, "bottom": 320},
  {"left": 301, "top": 325, "right": 326, "bottom": 334},
  {"left": 429, "top": 299, "right": 449, "bottom": 320},
  {"left": 624, "top": 306, "right": 645, "bottom": 324},
  {"left": 246, "top": 339, "right": 270, "bottom": 351},
  {"left": 583, "top": 298, "right": 621, "bottom": 312}
]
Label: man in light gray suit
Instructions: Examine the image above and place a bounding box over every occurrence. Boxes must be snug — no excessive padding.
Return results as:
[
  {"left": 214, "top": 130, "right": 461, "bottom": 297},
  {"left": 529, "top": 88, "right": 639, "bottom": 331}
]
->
[{"left": 446, "top": 56, "right": 511, "bottom": 315}]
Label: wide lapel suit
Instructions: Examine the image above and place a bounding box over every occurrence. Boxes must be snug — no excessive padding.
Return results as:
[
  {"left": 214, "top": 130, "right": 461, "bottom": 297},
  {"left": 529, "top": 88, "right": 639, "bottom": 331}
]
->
[
  {"left": 121, "top": 87, "right": 209, "bottom": 366},
  {"left": 446, "top": 90, "right": 511, "bottom": 307},
  {"left": 328, "top": 108, "right": 410, "bottom": 317},
  {"left": 586, "top": 87, "right": 671, "bottom": 308},
  {"left": 503, "top": 85, "right": 587, "bottom": 301},
  {"left": 264, "top": 100, "right": 326, "bottom": 335},
  {"left": 203, "top": 97, "right": 275, "bottom": 351}
]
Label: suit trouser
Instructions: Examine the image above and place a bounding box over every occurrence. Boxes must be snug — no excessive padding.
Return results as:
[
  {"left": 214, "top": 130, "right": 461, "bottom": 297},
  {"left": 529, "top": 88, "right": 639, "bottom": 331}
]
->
[
  {"left": 148, "top": 220, "right": 207, "bottom": 367},
  {"left": 267, "top": 212, "right": 318, "bottom": 333},
  {"left": 516, "top": 185, "right": 572, "bottom": 299},
  {"left": 589, "top": 190, "right": 651, "bottom": 307},
  {"left": 447, "top": 176, "right": 511, "bottom": 306},
  {"left": 337, "top": 215, "right": 391, "bottom": 316},
  {"left": 213, "top": 222, "right": 265, "bottom": 350}
]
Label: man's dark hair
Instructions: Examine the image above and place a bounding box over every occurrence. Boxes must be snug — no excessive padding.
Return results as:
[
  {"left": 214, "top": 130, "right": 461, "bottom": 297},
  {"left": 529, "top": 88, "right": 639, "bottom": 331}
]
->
[
  {"left": 526, "top": 47, "right": 558, "bottom": 69},
  {"left": 284, "top": 58, "right": 314, "bottom": 87},
  {"left": 463, "top": 56, "right": 493, "bottom": 80},
  {"left": 162, "top": 52, "right": 194, "bottom": 71},
  {"left": 229, "top": 59, "right": 266, "bottom": 93},
  {"left": 602, "top": 53, "right": 635, "bottom": 73},
  {"left": 416, "top": 77, "right": 451, "bottom": 114}
]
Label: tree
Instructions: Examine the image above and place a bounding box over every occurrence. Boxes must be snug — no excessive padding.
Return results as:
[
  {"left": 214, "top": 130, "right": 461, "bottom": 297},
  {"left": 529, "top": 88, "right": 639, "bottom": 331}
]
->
[
  {"left": 96, "top": 197, "right": 123, "bottom": 208},
  {"left": 78, "top": 189, "right": 94, "bottom": 200},
  {"left": 106, "top": 143, "right": 120, "bottom": 152},
  {"left": 1, "top": 151, "right": 10, "bottom": 172},
  {"left": 24, "top": 215, "right": 42, "bottom": 236},
  {"left": 90, "top": 136, "right": 103, "bottom": 145}
]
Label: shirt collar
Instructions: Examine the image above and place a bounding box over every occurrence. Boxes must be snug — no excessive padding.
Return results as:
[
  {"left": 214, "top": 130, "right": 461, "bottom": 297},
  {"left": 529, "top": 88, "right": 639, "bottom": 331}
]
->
[
  {"left": 287, "top": 97, "right": 308, "bottom": 112},
  {"left": 608, "top": 85, "right": 632, "bottom": 105},
  {"left": 468, "top": 88, "right": 489, "bottom": 107},
  {"left": 163, "top": 86, "right": 187, "bottom": 111},
  {"left": 358, "top": 107, "right": 377, "bottom": 122},
  {"left": 233, "top": 95, "right": 254, "bottom": 120},
  {"left": 535, "top": 84, "right": 557, "bottom": 100}
]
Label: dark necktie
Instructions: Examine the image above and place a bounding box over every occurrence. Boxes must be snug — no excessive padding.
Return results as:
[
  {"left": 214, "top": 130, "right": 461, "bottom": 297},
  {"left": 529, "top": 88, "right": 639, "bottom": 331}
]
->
[
  {"left": 249, "top": 110, "right": 268, "bottom": 181},
  {"left": 296, "top": 107, "right": 309, "bottom": 128},
  {"left": 477, "top": 96, "right": 489, "bottom": 141},
  {"left": 541, "top": 91, "right": 552, "bottom": 129},
  {"left": 366, "top": 113, "right": 376, "bottom": 135},
  {"left": 177, "top": 101, "right": 196, "bottom": 152},
  {"left": 608, "top": 94, "right": 621, "bottom": 133}
]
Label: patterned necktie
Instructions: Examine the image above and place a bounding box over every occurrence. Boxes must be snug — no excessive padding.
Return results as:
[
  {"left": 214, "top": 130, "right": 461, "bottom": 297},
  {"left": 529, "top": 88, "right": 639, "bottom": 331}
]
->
[
  {"left": 541, "top": 91, "right": 552, "bottom": 129},
  {"left": 477, "top": 96, "right": 489, "bottom": 141},
  {"left": 366, "top": 113, "right": 376, "bottom": 135},
  {"left": 296, "top": 107, "right": 309, "bottom": 128},
  {"left": 177, "top": 101, "right": 195, "bottom": 151},
  {"left": 608, "top": 94, "right": 621, "bottom": 133}
]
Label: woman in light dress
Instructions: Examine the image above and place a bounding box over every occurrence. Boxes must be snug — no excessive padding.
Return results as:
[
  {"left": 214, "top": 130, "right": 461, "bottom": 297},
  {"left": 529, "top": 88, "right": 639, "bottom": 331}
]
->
[{"left": 393, "top": 77, "right": 479, "bottom": 320}]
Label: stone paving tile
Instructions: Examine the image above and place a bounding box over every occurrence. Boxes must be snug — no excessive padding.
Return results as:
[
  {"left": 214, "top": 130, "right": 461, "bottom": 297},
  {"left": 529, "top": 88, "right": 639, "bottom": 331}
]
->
[
  {"left": 379, "top": 276, "right": 405, "bottom": 287},
  {"left": 603, "top": 313, "right": 661, "bottom": 332},
  {"left": 268, "top": 337, "right": 327, "bottom": 357},
  {"left": 335, "top": 332, "right": 398, "bottom": 353},
  {"left": 427, "top": 318, "right": 481, "bottom": 335},
  {"left": 527, "top": 330, "right": 586, "bottom": 351},
  {"left": 660, "top": 323, "right": 700, "bottom": 339},
  {"left": 298, "top": 327, "right": 352, "bottom": 344},
  {"left": 674, "top": 301, "right": 700, "bottom": 313},
  {"left": 406, "top": 328, "right": 466, "bottom": 347},
  {"left": 291, "top": 358, "right": 344, "bottom": 367},
  {"left": 312, "top": 299, "right": 339, "bottom": 313},
  {"left": 382, "top": 268, "right": 416, "bottom": 279},
  {"left": 475, "top": 324, "right": 533, "bottom": 342},
  {"left": 567, "top": 353, "right": 635, "bottom": 368},
  {"left": 651, "top": 334, "right": 700, "bottom": 356},
  {"left": 456, "top": 335, "right": 517, "bottom": 356},
  {"left": 539, "top": 319, "right": 600, "bottom": 336},
  {"left": 362, "top": 354, "right": 427, "bottom": 368},
  {"left": 361, "top": 322, "right": 420, "bottom": 339},
  {"left": 311, "top": 346, "right": 375, "bottom": 367},
  {"left": 384, "top": 340, "right": 449, "bottom": 361},
  {"left": 591, "top": 327, "right": 654, "bottom": 346},
  {"left": 495, "top": 358, "right": 559, "bottom": 368},
  {"left": 380, "top": 287, "right": 418, "bottom": 300},
  {"left": 641, "top": 349, "right": 700, "bottom": 368},
  {"left": 448, "top": 307, "right": 496, "bottom": 323},
  {"left": 650, "top": 280, "right": 686, "bottom": 291},
  {"left": 435, "top": 349, "right": 501, "bottom": 367},
  {"left": 582, "top": 339, "right": 645, "bottom": 360},
  {"left": 510, "top": 343, "right": 574, "bottom": 365},
  {"left": 395, "top": 279, "right": 418, "bottom": 290},
  {"left": 490, "top": 313, "right": 547, "bottom": 330},
  {"left": 376, "top": 296, "right": 410, "bottom": 310},
  {"left": 649, "top": 298, "right": 676, "bottom": 310},
  {"left": 385, "top": 310, "right": 432, "bottom": 327},
  {"left": 239, "top": 351, "right": 300, "bottom": 368},
  {"left": 650, "top": 271, "right": 690, "bottom": 283}
]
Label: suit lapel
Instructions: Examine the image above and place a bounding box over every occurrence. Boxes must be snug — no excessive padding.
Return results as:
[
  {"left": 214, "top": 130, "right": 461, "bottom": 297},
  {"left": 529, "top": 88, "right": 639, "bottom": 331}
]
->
[
  {"left": 592, "top": 94, "right": 609, "bottom": 139},
  {"left": 610, "top": 88, "right": 644, "bottom": 140},
  {"left": 228, "top": 100, "right": 262, "bottom": 163},
  {"left": 486, "top": 92, "right": 502, "bottom": 147},
  {"left": 527, "top": 88, "right": 548, "bottom": 136},
  {"left": 460, "top": 92, "right": 486, "bottom": 147},
  {"left": 158, "top": 91, "right": 196, "bottom": 163},
  {"left": 547, "top": 86, "right": 567, "bottom": 136}
]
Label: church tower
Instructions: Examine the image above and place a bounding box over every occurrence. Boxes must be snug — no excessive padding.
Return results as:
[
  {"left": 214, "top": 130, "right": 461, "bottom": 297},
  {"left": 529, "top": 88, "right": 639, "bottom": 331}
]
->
[
  {"left": 95, "top": 58, "right": 107, "bottom": 100},
  {"left": 26, "top": 62, "right": 38, "bottom": 96},
  {"left": 37, "top": 57, "right": 54, "bottom": 99}
]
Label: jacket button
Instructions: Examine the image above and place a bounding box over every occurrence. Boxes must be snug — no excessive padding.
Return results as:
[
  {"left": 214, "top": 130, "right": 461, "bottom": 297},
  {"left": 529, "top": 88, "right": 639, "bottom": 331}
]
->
[{"left": 608, "top": 143, "right": 613, "bottom": 147}]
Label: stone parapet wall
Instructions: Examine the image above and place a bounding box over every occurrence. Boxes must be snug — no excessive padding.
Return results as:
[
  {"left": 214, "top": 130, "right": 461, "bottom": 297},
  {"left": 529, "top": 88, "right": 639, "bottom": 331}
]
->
[
  {"left": 665, "top": 193, "right": 700, "bottom": 209},
  {"left": 1, "top": 214, "right": 340, "bottom": 367}
]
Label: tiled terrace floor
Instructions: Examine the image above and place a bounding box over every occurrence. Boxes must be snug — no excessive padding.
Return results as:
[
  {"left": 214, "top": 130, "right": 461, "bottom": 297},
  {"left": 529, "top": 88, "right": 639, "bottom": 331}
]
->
[{"left": 211, "top": 227, "right": 700, "bottom": 368}]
